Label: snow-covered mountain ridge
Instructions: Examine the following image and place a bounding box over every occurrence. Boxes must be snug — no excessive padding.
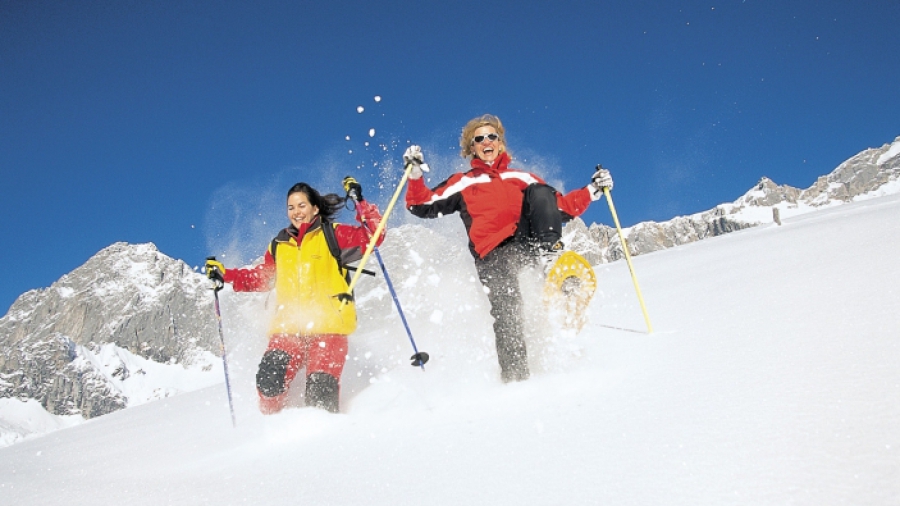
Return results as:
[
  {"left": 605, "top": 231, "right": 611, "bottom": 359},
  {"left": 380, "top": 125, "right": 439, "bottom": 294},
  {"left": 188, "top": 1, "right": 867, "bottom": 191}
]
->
[
  {"left": 0, "top": 135, "right": 898, "bottom": 447},
  {"left": 571, "top": 135, "right": 900, "bottom": 264}
]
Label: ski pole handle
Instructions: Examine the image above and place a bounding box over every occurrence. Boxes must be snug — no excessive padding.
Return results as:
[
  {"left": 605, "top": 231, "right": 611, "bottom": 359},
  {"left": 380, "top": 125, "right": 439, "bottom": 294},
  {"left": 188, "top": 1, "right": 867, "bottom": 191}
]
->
[
  {"left": 206, "top": 256, "right": 224, "bottom": 292},
  {"left": 342, "top": 176, "right": 362, "bottom": 202}
]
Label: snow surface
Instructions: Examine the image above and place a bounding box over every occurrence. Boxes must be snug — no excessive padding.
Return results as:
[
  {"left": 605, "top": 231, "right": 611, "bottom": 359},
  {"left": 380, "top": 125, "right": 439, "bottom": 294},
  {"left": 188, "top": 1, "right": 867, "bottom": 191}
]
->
[
  {"left": 0, "top": 344, "right": 223, "bottom": 447},
  {"left": 71, "top": 344, "right": 224, "bottom": 407},
  {"left": 0, "top": 399, "right": 82, "bottom": 448},
  {"left": 1, "top": 193, "right": 899, "bottom": 505}
]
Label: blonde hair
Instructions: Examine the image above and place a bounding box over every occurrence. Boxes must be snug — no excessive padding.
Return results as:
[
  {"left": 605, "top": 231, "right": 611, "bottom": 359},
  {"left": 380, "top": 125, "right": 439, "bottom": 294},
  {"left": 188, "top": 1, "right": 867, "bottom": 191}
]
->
[{"left": 459, "top": 114, "right": 507, "bottom": 158}]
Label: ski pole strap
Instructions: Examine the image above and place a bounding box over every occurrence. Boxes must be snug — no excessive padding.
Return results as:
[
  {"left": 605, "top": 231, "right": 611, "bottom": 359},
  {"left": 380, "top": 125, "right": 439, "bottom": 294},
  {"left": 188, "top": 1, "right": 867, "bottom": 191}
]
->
[{"left": 345, "top": 265, "right": 376, "bottom": 277}]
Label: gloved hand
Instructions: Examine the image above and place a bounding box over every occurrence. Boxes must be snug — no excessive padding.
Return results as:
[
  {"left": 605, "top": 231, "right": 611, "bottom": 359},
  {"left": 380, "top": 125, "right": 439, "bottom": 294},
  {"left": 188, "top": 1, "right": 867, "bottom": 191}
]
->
[
  {"left": 342, "top": 176, "right": 363, "bottom": 201},
  {"left": 588, "top": 165, "right": 614, "bottom": 201},
  {"left": 205, "top": 258, "right": 225, "bottom": 283},
  {"left": 403, "top": 145, "right": 430, "bottom": 180}
]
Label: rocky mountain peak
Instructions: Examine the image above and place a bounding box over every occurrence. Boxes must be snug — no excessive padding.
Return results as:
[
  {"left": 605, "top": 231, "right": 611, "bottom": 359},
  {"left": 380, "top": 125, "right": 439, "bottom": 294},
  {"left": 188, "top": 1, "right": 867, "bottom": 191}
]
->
[
  {"left": 801, "top": 136, "right": 900, "bottom": 205},
  {"left": 732, "top": 177, "right": 802, "bottom": 209},
  {"left": 0, "top": 242, "right": 219, "bottom": 419}
]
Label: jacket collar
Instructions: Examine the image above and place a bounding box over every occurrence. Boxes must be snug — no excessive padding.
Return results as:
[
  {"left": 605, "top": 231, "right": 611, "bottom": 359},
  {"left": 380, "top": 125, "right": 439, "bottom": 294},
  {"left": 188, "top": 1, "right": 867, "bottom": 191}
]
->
[
  {"left": 469, "top": 150, "right": 510, "bottom": 176},
  {"left": 279, "top": 216, "right": 323, "bottom": 243}
]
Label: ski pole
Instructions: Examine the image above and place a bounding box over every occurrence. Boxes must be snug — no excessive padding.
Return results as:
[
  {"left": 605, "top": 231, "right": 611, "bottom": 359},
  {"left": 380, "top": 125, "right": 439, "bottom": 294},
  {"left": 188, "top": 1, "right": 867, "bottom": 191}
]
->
[
  {"left": 602, "top": 186, "right": 653, "bottom": 334},
  {"left": 343, "top": 177, "right": 429, "bottom": 368},
  {"left": 207, "top": 257, "right": 237, "bottom": 427},
  {"left": 340, "top": 162, "right": 415, "bottom": 307},
  {"left": 373, "top": 248, "right": 429, "bottom": 367}
]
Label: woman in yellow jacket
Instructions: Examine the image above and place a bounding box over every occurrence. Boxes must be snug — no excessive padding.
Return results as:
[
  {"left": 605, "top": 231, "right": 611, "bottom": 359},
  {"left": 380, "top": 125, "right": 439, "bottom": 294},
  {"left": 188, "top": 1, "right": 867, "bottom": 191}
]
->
[{"left": 206, "top": 181, "right": 384, "bottom": 414}]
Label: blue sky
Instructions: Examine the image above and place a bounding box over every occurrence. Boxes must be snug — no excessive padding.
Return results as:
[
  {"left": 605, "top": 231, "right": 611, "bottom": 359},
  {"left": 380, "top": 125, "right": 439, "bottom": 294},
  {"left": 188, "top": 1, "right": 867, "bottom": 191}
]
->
[{"left": 2, "top": 0, "right": 899, "bottom": 312}]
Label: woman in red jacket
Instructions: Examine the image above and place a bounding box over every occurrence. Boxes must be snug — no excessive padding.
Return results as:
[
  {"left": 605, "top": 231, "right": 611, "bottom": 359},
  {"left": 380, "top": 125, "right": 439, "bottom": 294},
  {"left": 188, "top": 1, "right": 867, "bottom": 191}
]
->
[
  {"left": 403, "top": 114, "right": 613, "bottom": 382},
  {"left": 206, "top": 181, "right": 384, "bottom": 414}
]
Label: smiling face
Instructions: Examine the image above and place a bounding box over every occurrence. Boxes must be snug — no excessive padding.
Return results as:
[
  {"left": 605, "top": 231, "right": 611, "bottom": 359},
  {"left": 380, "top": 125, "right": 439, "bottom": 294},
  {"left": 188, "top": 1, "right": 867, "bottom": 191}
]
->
[
  {"left": 286, "top": 191, "right": 319, "bottom": 228},
  {"left": 471, "top": 125, "right": 504, "bottom": 163}
]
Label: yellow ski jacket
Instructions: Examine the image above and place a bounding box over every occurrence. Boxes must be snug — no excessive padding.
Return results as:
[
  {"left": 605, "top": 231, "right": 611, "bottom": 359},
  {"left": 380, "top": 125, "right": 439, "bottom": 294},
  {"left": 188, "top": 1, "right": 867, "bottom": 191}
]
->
[{"left": 224, "top": 202, "right": 384, "bottom": 336}]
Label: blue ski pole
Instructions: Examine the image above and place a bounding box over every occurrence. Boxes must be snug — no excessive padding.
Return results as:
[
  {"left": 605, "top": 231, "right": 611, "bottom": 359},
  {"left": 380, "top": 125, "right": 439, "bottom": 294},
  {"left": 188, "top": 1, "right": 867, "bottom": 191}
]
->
[
  {"left": 372, "top": 247, "right": 428, "bottom": 369},
  {"left": 343, "top": 177, "right": 428, "bottom": 369}
]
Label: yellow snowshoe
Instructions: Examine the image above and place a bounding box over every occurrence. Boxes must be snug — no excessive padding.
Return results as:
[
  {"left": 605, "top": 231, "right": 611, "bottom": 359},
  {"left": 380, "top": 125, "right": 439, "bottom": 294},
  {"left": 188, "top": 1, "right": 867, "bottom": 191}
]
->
[{"left": 542, "top": 251, "right": 597, "bottom": 331}]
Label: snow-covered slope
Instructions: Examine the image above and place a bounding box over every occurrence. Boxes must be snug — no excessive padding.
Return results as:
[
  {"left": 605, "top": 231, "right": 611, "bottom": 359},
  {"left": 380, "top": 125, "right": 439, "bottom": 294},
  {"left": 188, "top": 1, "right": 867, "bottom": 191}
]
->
[{"left": 1, "top": 192, "right": 897, "bottom": 505}]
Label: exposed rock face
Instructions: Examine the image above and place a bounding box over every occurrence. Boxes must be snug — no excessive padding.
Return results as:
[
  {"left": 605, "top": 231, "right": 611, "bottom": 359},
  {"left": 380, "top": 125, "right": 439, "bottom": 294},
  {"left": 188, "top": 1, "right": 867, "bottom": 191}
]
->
[
  {"left": 800, "top": 137, "right": 900, "bottom": 205},
  {"left": 559, "top": 217, "right": 605, "bottom": 265},
  {"left": 0, "top": 243, "right": 218, "bottom": 418},
  {"left": 730, "top": 136, "right": 900, "bottom": 211},
  {"left": 584, "top": 209, "right": 752, "bottom": 262}
]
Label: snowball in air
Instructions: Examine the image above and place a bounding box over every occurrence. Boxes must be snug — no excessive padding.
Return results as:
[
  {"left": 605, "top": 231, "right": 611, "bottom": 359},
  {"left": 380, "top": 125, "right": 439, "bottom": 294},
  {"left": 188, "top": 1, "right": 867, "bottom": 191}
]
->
[
  {"left": 357, "top": 106, "right": 364, "bottom": 113},
  {"left": 369, "top": 128, "right": 375, "bottom": 137},
  {"left": 374, "top": 96, "right": 382, "bottom": 102}
]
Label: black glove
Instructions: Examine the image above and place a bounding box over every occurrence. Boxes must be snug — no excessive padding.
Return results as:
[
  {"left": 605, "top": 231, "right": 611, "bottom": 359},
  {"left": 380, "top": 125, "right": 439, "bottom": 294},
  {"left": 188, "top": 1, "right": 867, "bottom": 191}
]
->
[
  {"left": 205, "top": 258, "right": 225, "bottom": 283},
  {"left": 342, "top": 176, "right": 363, "bottom": 201}
]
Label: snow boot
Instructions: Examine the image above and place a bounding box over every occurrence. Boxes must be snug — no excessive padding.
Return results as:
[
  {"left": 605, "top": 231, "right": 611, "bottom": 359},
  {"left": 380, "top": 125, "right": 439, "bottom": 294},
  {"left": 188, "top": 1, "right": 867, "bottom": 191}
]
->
[
  {"left": 305, "top": 372, "right": 340, "bottom": 413},
  {"left": 256, "top": 349, "right": 291, "bottom": 398},
  {"left": 538, "top": 240, "right": 565, "bottom": 275},
  {"left": 256, "top": 349, "right": 293, "bottom": 414}
]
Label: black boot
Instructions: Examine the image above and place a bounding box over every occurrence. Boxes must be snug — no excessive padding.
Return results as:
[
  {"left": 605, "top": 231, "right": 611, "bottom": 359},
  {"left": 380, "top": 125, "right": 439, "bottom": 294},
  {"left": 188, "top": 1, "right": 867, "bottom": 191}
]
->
[
  {"left": 538, "top": 239, "right": 565, "bottom": 274},
  {"left": 256, "top": 349, "right": 291, "bottom": 398},
  {"left": 305, "top": 373, "right": 340, "bottom": 413}
]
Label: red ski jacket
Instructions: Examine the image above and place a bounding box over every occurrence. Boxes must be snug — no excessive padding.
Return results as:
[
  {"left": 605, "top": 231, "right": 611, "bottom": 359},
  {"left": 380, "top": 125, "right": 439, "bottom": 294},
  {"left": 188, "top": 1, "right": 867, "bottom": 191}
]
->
[{"left": 405, "top": 151, "right": 591, "bottom": 258}]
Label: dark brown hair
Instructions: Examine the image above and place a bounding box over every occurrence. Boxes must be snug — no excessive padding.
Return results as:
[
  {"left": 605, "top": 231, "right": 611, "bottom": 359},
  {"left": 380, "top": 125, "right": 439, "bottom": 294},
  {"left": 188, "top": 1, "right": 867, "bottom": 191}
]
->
[{"left": 286, "top": 182, "right": 344, "bottom": 222}]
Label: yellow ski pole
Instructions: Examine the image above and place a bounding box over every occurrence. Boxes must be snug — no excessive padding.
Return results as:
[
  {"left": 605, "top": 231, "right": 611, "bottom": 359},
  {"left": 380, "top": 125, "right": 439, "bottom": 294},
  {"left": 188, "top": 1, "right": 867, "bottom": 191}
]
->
[
  {"left": 339, "top": 162, "right": 415, "bottom": 309},
  {"left": 603, "top": 186, "right": 654, "bottom": 334}
]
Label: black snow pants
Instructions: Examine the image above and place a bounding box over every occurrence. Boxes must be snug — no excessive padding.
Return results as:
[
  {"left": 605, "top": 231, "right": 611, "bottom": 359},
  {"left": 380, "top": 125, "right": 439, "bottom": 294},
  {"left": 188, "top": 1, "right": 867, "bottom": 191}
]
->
[
  {"left": 514, "top": 184, "right": 563, "bottom": 248},
  {"left": 475, "top": 241, "right": 530, "bottom": 383},
  {"left": 473, "top": 184, "right": 564, "bottom": 382}
]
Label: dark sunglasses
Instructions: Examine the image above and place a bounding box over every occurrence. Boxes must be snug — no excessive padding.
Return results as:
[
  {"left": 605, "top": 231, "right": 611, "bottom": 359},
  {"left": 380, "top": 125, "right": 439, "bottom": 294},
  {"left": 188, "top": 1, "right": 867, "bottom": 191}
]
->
[{"left": 473, "top": 133, "right": 499, "bottom": 144}]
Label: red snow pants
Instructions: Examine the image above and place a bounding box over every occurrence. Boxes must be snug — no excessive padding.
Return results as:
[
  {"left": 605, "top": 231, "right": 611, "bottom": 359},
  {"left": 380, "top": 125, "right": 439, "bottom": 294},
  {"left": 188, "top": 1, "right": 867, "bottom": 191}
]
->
[{"left": 256, "top": 333, "right": 348, "bottom": 414}]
